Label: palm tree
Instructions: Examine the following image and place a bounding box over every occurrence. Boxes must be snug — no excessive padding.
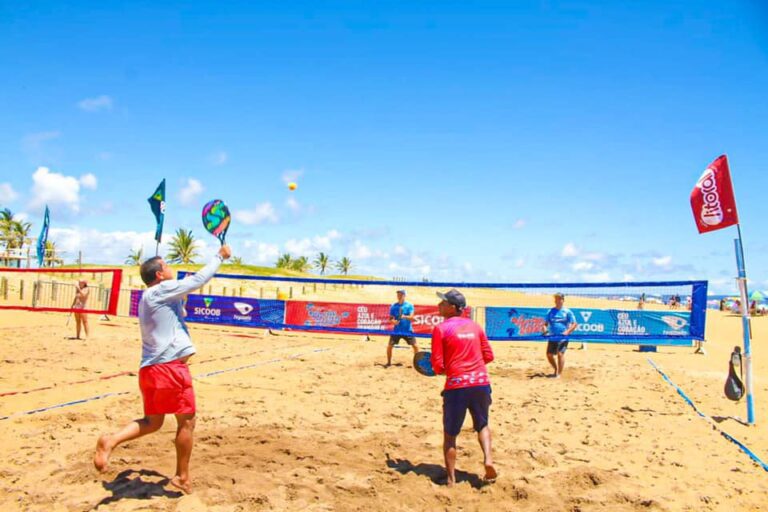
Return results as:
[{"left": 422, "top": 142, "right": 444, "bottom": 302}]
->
[
  {"left": 291, "top": 256, "right": 310, "bottom": 272},
  {"left": 275, "top": 253, "right": 292, "bottom": 269},
  {"left": 0, "top": 209, "right": 12, "bottom": 247},
  {"left": 314, "top": 252, "right": 330, "bottom": 274},
  {"left": 167, "top": 228, "right": 199, "bottom": 264},
  {"left": 44, "top": 240, "right": 62, "bottom": 267},
  {"left": 10, "top": 219, "right": 31, "bottom": 250},
  {"left": 0, "top": 209, "right": 29, "bottom": 250},
  {"left": 125, "top": 247, "right": 144, "bottom": 265},
  {"left": 229, "top": 256, "right": 244, "bottom": 265},
  {"left": 336, "top": 257, "right": 352, "bottom": 275}
]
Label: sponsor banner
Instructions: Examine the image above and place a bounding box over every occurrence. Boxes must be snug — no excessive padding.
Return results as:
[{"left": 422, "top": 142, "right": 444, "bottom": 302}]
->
[
  {"left": 185, "top": 294, "right": 285, "bottom": 327},
  {"left": 285, "top": 301, "right": 470, "bottom": 334},
  {"left": 485, "top": 307, "right": 691, "bottom": 340}
]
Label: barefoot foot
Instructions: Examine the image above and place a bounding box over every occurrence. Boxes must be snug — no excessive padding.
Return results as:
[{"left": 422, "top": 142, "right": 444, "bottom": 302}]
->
[
  {"left": 170, "top": 476, "right": 193, "bottom": 494},
  {"left": 484, "top": 463, "right": 498, "bottom": 482},
  {"left": 93, "top": 435, "right": 112, "bottom": 472}
]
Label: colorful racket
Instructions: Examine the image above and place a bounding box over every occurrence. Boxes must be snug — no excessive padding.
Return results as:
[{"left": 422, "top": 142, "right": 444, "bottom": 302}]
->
[
  {"left": 413, "top": 351, "right": 435, "bottom": 377},
  {"left": 202, "top": 199, "right": 231, "bottom": 245}
]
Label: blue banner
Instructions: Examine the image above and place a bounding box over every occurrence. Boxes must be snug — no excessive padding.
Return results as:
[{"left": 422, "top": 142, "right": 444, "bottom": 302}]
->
[
  {"left": 185, "top": 294, "right": 285, "bottom": 328},
  {"left": 148, "top": 179, "right": 165, "bottom": 243},
  {"left": 485, "top": 306, "right": 694, "bottom": 346},
  {"left": 36, "top": 205, "right": 50, "bottom": 267}
]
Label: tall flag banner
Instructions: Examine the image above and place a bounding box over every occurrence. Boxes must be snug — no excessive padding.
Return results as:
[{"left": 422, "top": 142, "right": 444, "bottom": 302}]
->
[
  {"left": 36, "top": 205, "right": 50, "bottom": 267},
  {"left": 148, "top": 179, "right": 166, "bottom": 244},
  {"left": 690, "top": 155, "right": 739, "bottom": 234}
]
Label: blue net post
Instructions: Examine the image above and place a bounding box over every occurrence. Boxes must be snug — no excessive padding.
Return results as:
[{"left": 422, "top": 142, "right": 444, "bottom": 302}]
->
[{"left": 734, "top": 234, "right": 755, "bottom": 425}]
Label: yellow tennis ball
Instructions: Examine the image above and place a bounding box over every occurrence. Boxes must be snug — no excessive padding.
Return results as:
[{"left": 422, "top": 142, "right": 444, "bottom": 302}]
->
[{"left": 288, "top": 182, "right": 297, "bottom": 191}]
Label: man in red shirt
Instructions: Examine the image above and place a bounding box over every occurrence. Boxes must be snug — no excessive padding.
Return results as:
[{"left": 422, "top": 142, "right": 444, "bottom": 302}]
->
[{"left": 431, "top": 289, "right": 497, "bottom": 486}]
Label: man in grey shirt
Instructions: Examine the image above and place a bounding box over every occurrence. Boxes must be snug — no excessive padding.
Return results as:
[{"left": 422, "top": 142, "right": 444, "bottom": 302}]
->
[{"left": 94, "top": 245, "right": 231, "bottom": 493}]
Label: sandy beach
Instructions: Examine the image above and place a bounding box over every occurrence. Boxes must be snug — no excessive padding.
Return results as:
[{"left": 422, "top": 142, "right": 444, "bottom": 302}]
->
[{"left": 1, "top": 306, "right": 767, "bottom": 511}]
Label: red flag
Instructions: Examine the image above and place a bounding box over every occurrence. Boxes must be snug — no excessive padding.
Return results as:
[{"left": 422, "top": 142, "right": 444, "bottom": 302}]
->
[{"left": 690, "top": 155, "right": 739, "bottom": 234}]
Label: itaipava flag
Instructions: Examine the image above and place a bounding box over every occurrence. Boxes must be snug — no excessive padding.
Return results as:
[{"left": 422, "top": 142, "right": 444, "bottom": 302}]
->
[{"left": 690, "top": 155, "right": 739, "bottom": 234}]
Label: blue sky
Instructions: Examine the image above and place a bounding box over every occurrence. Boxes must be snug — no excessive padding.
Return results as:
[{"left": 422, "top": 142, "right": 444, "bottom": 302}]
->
[{"left": 1, "top": 1, "right": 766, "bottom": 293}]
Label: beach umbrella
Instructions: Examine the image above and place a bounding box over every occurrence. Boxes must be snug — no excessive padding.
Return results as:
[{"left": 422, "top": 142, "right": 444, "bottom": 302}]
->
[{"left": 750, "top": 290, "right": 765, "bottom": 302}]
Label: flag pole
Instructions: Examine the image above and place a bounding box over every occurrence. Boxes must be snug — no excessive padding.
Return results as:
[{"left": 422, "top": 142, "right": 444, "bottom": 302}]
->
[{"left": 734, "top": 224, "right": 755, "bottom": 424}]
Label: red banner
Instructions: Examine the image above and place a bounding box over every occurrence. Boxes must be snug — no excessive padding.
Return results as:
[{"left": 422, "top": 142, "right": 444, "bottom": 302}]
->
[
  {"left": 690, "top": 155, "right": 739, "bottom": 234},
  {"left": 285, "top": 301, "right": 470, "bottom": 334}
]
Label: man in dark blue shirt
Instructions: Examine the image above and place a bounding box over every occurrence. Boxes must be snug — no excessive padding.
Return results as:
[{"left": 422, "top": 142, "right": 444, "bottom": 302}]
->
[
  {"left": 386, "top": 289, "right": 418, "bottom": 366},
  {"left": 542, "top": 292, "right": 578, "bottom": 378}
]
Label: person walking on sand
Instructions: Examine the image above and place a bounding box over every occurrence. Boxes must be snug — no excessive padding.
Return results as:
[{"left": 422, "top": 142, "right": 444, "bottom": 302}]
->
[
  {"left": 542, "top": 292, "right": 578, "bottom": 378},
  {"left": 93, "top": 245, "right": 231, "bottom": 494},
  {"left": 431, "top": 289, "right": 497, "bottom": 486},
  {"left": 386, "top": 289, "right": 418, "bottom": 366},
  {"left": 71, "top": 280, "right": 90, "bottom": 340}
]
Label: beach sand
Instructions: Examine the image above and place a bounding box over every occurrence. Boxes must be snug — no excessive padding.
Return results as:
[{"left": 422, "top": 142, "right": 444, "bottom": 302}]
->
[{"left": 1, "top": 308, "right": 767, "bottom": 511}]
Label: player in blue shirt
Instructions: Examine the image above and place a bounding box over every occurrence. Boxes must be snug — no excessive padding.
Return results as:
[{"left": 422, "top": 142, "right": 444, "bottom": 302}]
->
[
  {"left": 542, "top": 292, "right": 578, "bottom": 378},
  {"left": 386, "top": 289, "right": 418, "bottom": 366}
]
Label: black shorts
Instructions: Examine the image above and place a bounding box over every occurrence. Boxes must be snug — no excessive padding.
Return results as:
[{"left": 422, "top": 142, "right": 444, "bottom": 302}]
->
[
  {"left": 547, "top": 340, "right": 569, "bottom": 354},
  {"left": 389, "top": 335, "right": 416, "bottom": 346},
  {"left": 442, "top": 385, "right": 492, "bottom": 436}
]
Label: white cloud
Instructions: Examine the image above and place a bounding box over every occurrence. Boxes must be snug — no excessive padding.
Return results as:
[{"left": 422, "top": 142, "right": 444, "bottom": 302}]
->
[
  {"left": 179, "top": 178, "right": 204, "bottom": 206},
  {"left": 561, "top": 242, "right": 579, "bottom": 258},
  {"left": 515, "top": 258, "right": 525, "bottom": 268},
  {"left": 96, "top": 152, "right": 113, "bottom": 161},
  {"left": 210, "top": 151, "right": 228, "bottom": 166},
  {"left": 29, "top": 167, "right": 93, "bottom": 214},
  {"left": 572, "top": 261, "right": 594, "bottom": 271},
  {"left": 282, "top": 168, "right": 303, "bottom": 186},
  {"left": 77, "top": 95, "right": 113, "bottom": 112},
  {"left": 242, "top": 241, "right": 280, "bottom": 264},
  {"left": 513, "top": 219, "right": 526, "bottom": 229},
  {"left": 284, "top": 230, "right": 341, "bottom": 257},
  {"left": 349, "top": 241, "right": 373, "bottom": 260},
  {"left": 0, "top": 183, "right": 18, "bottom": 202},
  {"left": 652, "top": 255, "right": 672, "bottom": 267},
  {"left": 234, "top": 203, "right": 278, "bottom": 225},
  {"left": 582, "top": 272, "right": 611, "bottom": 282},
  {"left": 79, "top": 173, "right": 98, "bottom": 190},
  {"left": 22, "top": 131, "right": 60, "bottom": 152},
  {"left": 286, "top": 196, "right": 301, "bottom": 212},
  {"left": 49, "top": 227, "right": 157, "bottom": 264},
  {"left": 393, "top": 245, "right": 408, "bottom": 256}
]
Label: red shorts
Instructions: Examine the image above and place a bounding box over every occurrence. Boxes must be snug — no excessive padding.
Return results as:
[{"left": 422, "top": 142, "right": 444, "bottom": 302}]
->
[{"left": 139, "top": 360, "right": 196, "bottom": 415}]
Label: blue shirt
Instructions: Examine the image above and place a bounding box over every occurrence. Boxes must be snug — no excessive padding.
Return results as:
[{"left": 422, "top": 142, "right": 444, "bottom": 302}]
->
[
  {"left": 389, "top": 301, "right": 414, "bottom": 333},
  {"left": 545, "top": 307, "right": 576, "bottom": 339},
  {"left": 139, "top": 256, "right": 222, "bottom": 368}
]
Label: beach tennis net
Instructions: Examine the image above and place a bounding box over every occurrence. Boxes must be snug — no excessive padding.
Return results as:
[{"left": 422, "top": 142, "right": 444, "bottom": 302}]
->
[
  {"left": 0, "top": 267, "right": 123, "bottom": 315},
  {"left": 167, "top": 272, "right": 706, "bottom": 346}
]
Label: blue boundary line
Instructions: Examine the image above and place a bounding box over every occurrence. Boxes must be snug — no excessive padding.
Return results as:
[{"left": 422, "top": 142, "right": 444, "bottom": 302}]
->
[
  {"left": 647, "top": 358, "right": 768, "bottom": 473},
  {"left": 0, "top": 348, "right": 333, "bottom": 422}
]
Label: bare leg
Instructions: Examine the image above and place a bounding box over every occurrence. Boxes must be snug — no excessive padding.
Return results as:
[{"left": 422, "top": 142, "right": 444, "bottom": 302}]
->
[
  {"left": 386, "top": 344, "right": 393, "bottom": 366},
  {"left": 94, "top": 415, "right": 165, "bottom": 471},
  {"left": 75, "top": 313, "right": 82, "bottom": 339},
  {"left": 546, "top": 353, "right": 557, "bottom": 376},
  {"left": 477, "top": 426, "right": 497, "bottom": 481},
  {"left": 411, "top": 342, "right": 419, "bottom": 355},
  {"left": 170, "top": 414, "right": 195, "bottom": 494},
  {"left": 82, "top": 314, "right": 89, "bottom": 338},
  {"left": 443, "top": 433, "right": 457, "bottom": 487},
  {"left": 556, "top": 352, "right": 565, "bottom": 377}
]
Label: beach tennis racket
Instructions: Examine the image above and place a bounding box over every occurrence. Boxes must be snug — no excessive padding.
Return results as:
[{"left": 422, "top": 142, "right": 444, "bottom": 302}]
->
[
  {"left": 413, "top": 351, "right": 435, "bottom": 377},
  {"left": 202, "top": 199, "right": 231, "bottom": 245}
]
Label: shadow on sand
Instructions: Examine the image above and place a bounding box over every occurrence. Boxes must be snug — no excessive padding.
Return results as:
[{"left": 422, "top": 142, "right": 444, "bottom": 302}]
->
[
  {"left": 385, "top": 454, "right": 488, "bottom": 489},
  {"left": 95, "top": 469, "right": 182, "bottom": 508}
]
